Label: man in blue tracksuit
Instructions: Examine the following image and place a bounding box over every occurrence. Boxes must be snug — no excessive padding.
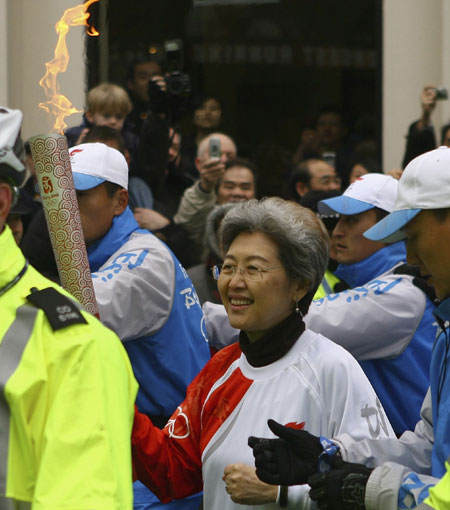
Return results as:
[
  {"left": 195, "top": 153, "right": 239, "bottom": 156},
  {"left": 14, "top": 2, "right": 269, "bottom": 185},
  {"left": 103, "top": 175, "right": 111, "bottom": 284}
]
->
[
  {"left": 70, "top": 142, "right": 210, "bottom": 510},
  {"left": 303, "top": 173, "right": 437, "bottom": 436}
]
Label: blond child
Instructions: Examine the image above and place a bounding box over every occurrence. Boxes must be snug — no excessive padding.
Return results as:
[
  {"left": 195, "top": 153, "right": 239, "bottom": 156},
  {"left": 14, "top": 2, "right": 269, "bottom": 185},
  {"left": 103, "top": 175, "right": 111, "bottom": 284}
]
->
[{"left": 65, "top": 83, "right": 135, "bottom": 148}]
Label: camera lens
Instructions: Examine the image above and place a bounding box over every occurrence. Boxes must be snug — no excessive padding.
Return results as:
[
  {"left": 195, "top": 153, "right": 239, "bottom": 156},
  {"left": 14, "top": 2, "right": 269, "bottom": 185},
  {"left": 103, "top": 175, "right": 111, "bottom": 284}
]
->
[
  {"left": 165, "top": 72, "right": 191, "bottom": 97},
  {"left": 167, "top": 76, "right": 184, "bottom": 96}
]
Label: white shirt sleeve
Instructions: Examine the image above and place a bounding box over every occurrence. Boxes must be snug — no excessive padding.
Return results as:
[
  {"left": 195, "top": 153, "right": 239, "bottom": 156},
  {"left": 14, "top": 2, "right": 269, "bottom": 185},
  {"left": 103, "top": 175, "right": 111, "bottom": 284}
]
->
[
  {"left": 365, "top": 462, "right": 438, "bottom": 510},
  {"left": 202, "top": 302, "right": 239, "bottom": 350},
  {"left": 305, "top": 274, "right": 426, "bottom": 360},
  {"left": 92, "top": 233, "right": 175, "bottom": 341},
  {"left": 335, "top": 388, "right": 433, "bottom": 474}
]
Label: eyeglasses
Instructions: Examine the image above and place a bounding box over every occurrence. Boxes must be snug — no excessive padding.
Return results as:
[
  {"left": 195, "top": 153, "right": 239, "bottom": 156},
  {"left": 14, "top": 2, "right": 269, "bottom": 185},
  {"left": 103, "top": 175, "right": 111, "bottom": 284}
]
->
[
  {"left": 211, "top": 263, "right": 282, "bottom": 281},
  {"left": 319, "top": 176, "right": 342, "bottom": 186}
]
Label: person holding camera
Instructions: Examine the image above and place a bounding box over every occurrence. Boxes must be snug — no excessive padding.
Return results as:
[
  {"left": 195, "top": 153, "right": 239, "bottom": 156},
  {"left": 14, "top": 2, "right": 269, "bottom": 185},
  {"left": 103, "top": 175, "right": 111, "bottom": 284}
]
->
[
  {"left": 126, "top": 58, "right": 171, "bottom": 199},
  {"left": 125, "top": 57, "right": 164, "bottom": 136},
  {"left": 292, "top": 106, "right": 353, "bottom": 181},
  {"left": 127, "top": 44, "right": 192, "bottom": 200},
  {"left": 402, "top": 84, "right": 449, "bottom": 168},
  {"left": 174, "top": 133, "right": 259, "bottom": 263}
]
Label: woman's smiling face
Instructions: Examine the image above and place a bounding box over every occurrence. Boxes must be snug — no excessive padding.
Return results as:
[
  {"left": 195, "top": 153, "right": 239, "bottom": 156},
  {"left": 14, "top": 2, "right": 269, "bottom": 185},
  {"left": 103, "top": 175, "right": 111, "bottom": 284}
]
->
[{"left": 218, "top": 231, "right": 307, "bottom": 342}]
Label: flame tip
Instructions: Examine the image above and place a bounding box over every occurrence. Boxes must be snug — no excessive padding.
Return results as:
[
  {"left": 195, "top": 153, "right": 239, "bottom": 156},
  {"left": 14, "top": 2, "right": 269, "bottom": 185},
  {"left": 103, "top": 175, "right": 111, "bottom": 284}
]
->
[{"left": 39, "top": 0, "right": 101, "bottom": 131}]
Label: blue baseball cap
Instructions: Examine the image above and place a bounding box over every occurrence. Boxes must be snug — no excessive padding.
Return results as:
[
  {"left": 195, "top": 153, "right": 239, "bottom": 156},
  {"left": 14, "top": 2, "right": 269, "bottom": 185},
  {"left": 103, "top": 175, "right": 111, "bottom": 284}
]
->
[
  {"left": 318, "top": 173, "right": 398, "bottom": 216},
  {"left": 365, "top": 146, "right": 450, "bottom": 243}
]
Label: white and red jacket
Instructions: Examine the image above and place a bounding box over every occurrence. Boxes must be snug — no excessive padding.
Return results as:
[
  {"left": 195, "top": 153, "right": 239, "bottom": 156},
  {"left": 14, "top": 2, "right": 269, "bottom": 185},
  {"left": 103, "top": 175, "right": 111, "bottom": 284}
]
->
[{"left": 132, "top": 329, "right": 395, "bottom": 509}]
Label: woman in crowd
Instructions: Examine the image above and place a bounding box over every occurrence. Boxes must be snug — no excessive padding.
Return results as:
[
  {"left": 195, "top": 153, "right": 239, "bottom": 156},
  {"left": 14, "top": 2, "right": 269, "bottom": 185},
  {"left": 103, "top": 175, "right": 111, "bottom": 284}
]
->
[
  {"left": 132, "top": 197, "right": 394, "bottom": 509},
  {"left": 179, "top": 95, "right": 223, "bottom": 181},
  {"left": 191, "top": 95, "right": 223, "bottom": 147},
  {"left": 347, "top": 155, "right": 381, "bottom": 184}
]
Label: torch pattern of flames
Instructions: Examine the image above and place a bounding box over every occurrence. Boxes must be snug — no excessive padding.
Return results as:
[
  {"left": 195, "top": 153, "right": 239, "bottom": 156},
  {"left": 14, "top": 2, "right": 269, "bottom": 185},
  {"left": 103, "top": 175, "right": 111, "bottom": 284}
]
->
[{"left": 39, "top": 0, "right": 100, "bottom": 134}]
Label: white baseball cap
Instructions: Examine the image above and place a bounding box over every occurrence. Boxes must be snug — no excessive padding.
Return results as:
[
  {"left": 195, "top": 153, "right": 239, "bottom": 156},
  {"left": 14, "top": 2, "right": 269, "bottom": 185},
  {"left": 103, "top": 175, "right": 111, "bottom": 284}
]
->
[
  {"left": 365, "top": 146, "right": 450, "bottom": 243},
  {"left": 69, "top": 142, "right": 128, "bottom": 190},
  {"left": 318, "top": 173, "right": 398, "bottom": 216}
]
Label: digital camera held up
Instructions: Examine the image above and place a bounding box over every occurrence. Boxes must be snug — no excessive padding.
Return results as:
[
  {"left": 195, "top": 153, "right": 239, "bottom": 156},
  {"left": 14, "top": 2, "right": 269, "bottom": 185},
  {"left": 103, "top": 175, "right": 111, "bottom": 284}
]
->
[
  {"left": 164, "top": 39, "right": 191, "bottom": 98},
  {"left": 435, "top": 87, "right": 448, "bottom": 101}
]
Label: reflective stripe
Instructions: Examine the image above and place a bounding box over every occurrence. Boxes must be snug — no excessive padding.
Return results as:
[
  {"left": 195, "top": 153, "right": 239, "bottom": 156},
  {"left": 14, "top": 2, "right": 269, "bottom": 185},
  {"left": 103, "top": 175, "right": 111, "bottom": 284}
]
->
[
  {"left": 321, "top": 275, "right": 333, "bottom": 295},
  {"left": 0, "top": 496, "right": 31, "bottom": 509},
  {"left": 0, "top": 305, "right": 39, "bottom": 499}
]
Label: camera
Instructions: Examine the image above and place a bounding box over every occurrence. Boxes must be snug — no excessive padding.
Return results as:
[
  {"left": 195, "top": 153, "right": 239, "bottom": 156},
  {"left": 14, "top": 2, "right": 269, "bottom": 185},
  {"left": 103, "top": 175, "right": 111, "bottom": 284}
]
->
[
  {"left": 146, "top": 39, "right": 191, "bottom": 122},
  {"left": 435, "top": 87, "right": 448, "bottom": 101},
  {"left": 165, "top": 71, "right": 191, "bottom": 97},
  {"left": 209, "top": 137, "right": 221, "bottom": 159},
  {"left": 164, "top": 39, "right": 191, "bottom": 98}
]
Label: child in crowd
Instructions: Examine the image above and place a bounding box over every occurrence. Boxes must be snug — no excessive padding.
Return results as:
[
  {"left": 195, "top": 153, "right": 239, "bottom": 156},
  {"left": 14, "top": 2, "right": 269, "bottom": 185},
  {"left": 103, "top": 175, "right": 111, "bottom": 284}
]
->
[{"left": 65, "top": 83, "right": 139, "bottom": 170}]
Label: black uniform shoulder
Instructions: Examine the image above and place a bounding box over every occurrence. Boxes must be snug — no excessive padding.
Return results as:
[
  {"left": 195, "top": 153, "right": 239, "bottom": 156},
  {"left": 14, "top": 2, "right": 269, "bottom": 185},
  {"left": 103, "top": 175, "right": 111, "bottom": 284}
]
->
[
  {"left": 26, "top": 287, "right": 87, "bottom": 331},
  {"left": 394, "top": 263, "right": 437, "bottom": 303}
]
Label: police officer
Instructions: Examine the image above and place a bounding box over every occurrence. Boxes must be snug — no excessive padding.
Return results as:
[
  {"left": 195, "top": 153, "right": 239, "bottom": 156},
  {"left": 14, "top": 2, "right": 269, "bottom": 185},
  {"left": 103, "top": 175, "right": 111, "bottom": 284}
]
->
[{"left": 0, "top": 107, "right": 138, "bottom": 508}]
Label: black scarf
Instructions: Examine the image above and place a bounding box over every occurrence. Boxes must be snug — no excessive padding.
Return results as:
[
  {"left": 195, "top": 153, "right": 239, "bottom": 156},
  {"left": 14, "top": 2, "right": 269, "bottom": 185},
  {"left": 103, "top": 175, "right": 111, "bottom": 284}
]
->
[{"left": 239, "top": 312, "right": 306, "bottom": 367}]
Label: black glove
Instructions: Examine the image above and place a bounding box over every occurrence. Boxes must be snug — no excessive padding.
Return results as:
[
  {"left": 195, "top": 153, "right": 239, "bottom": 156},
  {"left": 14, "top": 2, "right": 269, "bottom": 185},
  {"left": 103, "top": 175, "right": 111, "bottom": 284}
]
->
[
  {"left": 308, "top": 462, "right": 373, "bottom": 510},
  {"left": 248, "top": 419, "right": 323, "bottom": 485}
]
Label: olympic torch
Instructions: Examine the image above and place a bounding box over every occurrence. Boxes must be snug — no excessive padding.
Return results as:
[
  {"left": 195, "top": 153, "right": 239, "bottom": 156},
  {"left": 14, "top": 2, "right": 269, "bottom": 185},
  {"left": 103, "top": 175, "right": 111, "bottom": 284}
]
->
[
  {"left": 32, "top": 0, "right": 100, "bottom": 316},
  {"left": 30, "top": 134, "right": 99, "bottom": 317}
]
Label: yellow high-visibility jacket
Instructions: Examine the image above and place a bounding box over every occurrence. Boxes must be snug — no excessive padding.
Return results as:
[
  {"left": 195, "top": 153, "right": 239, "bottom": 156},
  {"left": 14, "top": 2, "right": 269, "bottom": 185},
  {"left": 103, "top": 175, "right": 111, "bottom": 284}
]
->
[
  {"left": 313, "top": 269, "right": 341, "bottom": 300},
  {"left": 426, "top": 461, "right": 450, "bottom": 509},
  {"left": 0, "top": 225, "right": 138, "bottom": 509}
]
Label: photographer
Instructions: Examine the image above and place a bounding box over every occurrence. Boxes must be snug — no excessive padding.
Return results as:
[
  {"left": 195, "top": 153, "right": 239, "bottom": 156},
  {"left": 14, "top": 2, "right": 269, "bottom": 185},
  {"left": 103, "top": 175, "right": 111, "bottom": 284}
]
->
[
  {"left": 292, "top": 106, "right": 353, "bottom": 181},
  {"left": 173, "top": 134, "right": 244, "bottom": 257},
  {"left": 125, "top": 56, "right": 163, "bottom": 137},
  {"left": 402, "top": 84, "right": 449, "bottom": 167},
  {"left": 130, "top": 43, "right": 191, "bottom": 198}
]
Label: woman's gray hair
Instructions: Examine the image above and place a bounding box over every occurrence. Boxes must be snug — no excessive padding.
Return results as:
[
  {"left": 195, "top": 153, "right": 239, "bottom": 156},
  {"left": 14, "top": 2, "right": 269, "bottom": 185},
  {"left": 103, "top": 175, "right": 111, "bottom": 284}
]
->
[{"left": 219, "top": 197, "right": 329, "bottom": 313}]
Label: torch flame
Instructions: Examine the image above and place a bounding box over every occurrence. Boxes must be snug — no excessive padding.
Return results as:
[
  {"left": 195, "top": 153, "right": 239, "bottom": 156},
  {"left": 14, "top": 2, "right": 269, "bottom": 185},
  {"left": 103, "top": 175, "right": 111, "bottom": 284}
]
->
[{"left": 39, "top": 0, "right": 100, "bottom": 133}]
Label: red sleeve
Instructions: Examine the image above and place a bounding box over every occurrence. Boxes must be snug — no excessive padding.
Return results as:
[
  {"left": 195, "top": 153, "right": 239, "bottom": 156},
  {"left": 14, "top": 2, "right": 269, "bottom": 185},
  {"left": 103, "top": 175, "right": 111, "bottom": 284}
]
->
[{"left": 132, "top": 343, "right": 242, "bottom": 502}]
